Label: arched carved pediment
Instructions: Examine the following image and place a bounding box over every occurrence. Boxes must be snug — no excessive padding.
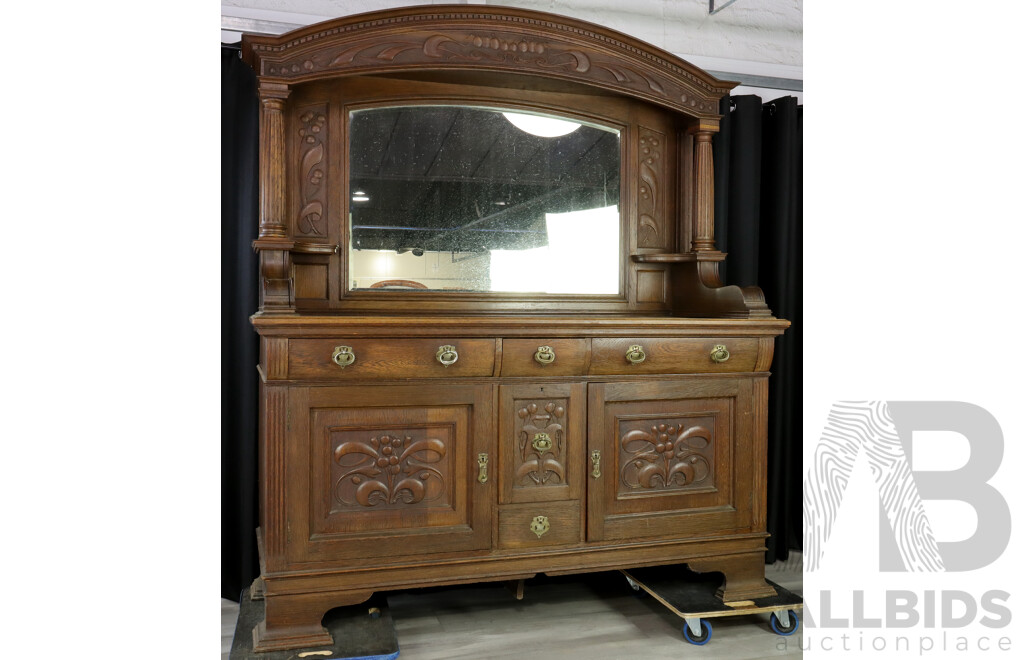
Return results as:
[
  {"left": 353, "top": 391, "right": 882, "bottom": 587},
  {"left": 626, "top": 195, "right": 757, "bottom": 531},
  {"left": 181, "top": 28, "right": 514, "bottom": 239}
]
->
[{"left": 241, "top": 5, "right": 736, "bottom": 119}]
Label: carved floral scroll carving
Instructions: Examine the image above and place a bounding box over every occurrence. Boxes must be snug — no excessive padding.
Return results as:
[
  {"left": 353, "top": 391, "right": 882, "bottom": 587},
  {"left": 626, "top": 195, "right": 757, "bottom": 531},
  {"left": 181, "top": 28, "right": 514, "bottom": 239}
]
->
[
  {"left": 259, "top": 26, "right": 720, "bottom": 115},
  {"left": 332, "top": 432, "right": 448, "bottom": 509},
  {"left": 296, "top": 108, "right": 327, "bottom": 237},
  {"left": 619, "top": 418, "right": 714, "bottom": 492},
  {"left": 515, "top": 400, "right": 567, "bottom": 487},
  {"left": 638, "top": 127, "right": 668, "bottom": 249}
]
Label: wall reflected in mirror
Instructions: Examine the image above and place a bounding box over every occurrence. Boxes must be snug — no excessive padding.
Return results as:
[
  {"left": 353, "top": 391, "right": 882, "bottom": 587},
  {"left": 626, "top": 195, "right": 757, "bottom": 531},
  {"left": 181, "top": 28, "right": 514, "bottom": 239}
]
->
[{"left": 348, "top": 106, "right": 621, "bottom": 294}]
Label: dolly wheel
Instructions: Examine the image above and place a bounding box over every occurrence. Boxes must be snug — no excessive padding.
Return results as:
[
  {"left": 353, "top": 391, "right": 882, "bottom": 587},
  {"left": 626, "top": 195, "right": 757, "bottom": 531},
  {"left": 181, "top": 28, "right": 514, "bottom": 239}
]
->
[
  {"left": 683, "top": 619, "right": 712, "bottom": 645},
  {"left": 770, "top": 610, "right": 799, "bottom": 636}
]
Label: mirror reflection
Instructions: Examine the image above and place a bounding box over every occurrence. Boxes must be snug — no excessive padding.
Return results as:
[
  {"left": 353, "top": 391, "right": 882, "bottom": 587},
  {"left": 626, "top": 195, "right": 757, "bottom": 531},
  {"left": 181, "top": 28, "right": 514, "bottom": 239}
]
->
[{"left": 348, "top": 106, "right": 620, "bottom": 294}]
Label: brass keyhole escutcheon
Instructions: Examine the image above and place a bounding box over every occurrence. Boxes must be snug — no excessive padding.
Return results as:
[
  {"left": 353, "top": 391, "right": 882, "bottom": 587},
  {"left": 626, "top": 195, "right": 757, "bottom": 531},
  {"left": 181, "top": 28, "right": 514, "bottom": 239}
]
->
[
  {"left": 530, "top": 515, "right": 550, "bottom": 539},
  {"left": 436, "top": 344, "right": 459, "bottom": 367},
  {"left": 710, "top": 344, "right": 730, "bottom": 363},
  {"left": 332, "top": 346, "right": 355, "bottom": 368},
  {"left": 591, "top": 450, "right": 602, "bottom": 478},
  {"left": 534, "top": 345, "right": 556, "bottom": 365},
  {"left": 477, "top": 453, "right": 489, "bottom": 484},
  {"left": 625, "top": 344, "right": 646, "bottom": 365},
  {"left": 532, "top": 432, "right": 553, "bottom": 452}
]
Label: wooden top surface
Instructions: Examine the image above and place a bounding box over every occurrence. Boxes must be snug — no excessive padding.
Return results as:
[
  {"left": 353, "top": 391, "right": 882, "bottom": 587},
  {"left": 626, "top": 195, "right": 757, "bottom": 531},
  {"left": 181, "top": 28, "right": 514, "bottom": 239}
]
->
[{"left": 251, "top": 314, "right": 790, "bottom": 337}]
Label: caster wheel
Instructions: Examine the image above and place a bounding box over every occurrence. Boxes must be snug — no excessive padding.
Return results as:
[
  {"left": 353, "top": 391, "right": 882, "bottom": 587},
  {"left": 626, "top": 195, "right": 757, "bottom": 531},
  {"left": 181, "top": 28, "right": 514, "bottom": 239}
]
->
[
  {"left": 683, "top": 620, "right": 712, "bottom": 645},
  {"left": 770, "top": 610, "right": 799, "bottom": 636}
]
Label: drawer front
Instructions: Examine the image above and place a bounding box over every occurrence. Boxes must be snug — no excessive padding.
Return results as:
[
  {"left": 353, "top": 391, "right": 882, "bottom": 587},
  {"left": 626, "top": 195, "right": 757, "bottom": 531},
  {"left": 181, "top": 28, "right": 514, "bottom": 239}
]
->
[
  {"left": 498, "top": 501, "right": 582, "bottom": 549},
  {"left": 499, "top": 339, "right": 588, "bottom": 377},
  {"left": 589, "top": 338, "right": 758, "bottom": 375},
  {"left": 288, "top": 338, "right": 496, "bottom": 379}
]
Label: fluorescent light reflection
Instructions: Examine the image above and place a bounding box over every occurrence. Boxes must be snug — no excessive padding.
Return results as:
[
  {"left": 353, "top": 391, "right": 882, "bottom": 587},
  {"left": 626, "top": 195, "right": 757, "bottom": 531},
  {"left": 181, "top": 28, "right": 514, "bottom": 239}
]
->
[
  {"left": 502, "top": 111, "right": 581, "bottom": 138},
  {"left": 490, "top": 205, "right": 619, "bottom": 294}
]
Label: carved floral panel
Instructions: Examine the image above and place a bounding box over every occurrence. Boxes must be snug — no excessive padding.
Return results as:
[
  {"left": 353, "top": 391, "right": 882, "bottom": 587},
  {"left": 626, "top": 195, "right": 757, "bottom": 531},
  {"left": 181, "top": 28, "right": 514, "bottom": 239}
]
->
[
  {"left": 638, "top": 127, "right": 668, "bottom": 249},
  {"left": 329, "top": 425, "right": 452, "bottom": 512},
  {"left": 513, "top": 399, "right": 568, "bottom": 489},
  {"left": 296, "top": 106, "right": 327, "bottom": 237},
  {"left": 618, "top": 415, "right": 714, "bottom": 494}
]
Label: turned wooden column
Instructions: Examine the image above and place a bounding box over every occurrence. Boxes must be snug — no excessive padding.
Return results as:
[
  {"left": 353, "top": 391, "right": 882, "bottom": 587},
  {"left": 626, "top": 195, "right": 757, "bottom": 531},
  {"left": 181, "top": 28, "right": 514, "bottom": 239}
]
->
[
  {"left": 255, "top": 81, "right": 294, "bottom": 312},
  {"left": 691, "top": 130, "right": 717, "bottom": 252},
  {"left": 258, "top": 82, "right": 290, "bottom": 240}
]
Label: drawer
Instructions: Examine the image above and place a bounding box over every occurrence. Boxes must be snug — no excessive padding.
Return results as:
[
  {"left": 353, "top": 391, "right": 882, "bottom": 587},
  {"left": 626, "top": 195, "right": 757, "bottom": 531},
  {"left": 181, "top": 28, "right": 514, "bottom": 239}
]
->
[
  {"left": 288, "top": 338, "right": 496, "bottom": 379},
  {"left": 499, "top": 339, "right": 588, "bottom": 377},
  {"left": 589, "top": 338, "right": 758, "bottom": 374},
  {"left": 498, "top": 501, "right": 582, "bottom": 549}
]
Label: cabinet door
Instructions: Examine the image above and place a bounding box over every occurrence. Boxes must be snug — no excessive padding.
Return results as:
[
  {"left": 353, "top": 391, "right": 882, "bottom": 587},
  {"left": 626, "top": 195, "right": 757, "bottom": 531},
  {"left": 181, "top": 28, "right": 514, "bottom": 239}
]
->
[
  {"left": 587, "top": 378, "right": 763, "bottom": 542},
  {"left": 498, "top": 382, "right": 586, "bottom": 505},
  {"left": 285, "top": 384, "right": 494, "bottom": 565}
]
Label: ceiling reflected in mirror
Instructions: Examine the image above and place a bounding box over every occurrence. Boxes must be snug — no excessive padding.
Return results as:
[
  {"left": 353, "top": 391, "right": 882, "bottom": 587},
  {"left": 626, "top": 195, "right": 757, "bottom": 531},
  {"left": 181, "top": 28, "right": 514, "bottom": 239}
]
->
[{"left": 348, "top": 105, "right": 621, "bottom": 294}]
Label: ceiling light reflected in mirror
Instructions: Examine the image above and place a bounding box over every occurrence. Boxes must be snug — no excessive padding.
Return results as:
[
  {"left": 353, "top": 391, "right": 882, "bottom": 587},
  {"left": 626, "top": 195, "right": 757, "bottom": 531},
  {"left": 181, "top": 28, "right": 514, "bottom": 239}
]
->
[{"left": 501, "top": 111, "right": 581, "bottom": 138}]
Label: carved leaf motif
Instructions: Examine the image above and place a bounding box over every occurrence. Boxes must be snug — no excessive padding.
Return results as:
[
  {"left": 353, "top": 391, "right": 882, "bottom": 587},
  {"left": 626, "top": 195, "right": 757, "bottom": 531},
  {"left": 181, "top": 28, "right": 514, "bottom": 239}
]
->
[
  {"left": 637, "top": 462, "right": 665, "bottom": 488},
  {"left": 400, "top": 438, "right": 446, "bottom": 463},
  {"left": 392, "top": 477, "right": 426, "bottom": 504},
  {"left": 621, "top": 429, "right": 655, "bottom": 452},
  {"left": 600, "top": 64, "right": 630, "bottom": 83},
  {"left": 681, "top": 426, "right": 711, "bottom": 449},
  {"left": 376, "top": 43, "right": 420, "bottom": 61},
  {"left": 299, "top": 201, "right": 323, "bottom": 236},
  {"left": 423, "top": 34, "right": 456, "bottom": 57},
  {"left": 330, "top": 44, "right": 370, "bottom": 66},
  {"left": 302, "top": 143, "right": 324, "bottom": 180},
  {"left": 516, "top": 458, "right": 542, "bottom": 481},
  {"left": 565, "top": 50, "right": 591, "bottom": 73},
  {"left": 596, "top": 63, "right": 665, "bottom": 94},
  {"left": 541, "top": 458, "right": 565, "bottom": 480},
  {"left": 334, "top": 440, "right": 378, "bottom": 465},
  {"left": 355, "top": 480, "right": 389, "bottom": 507}
]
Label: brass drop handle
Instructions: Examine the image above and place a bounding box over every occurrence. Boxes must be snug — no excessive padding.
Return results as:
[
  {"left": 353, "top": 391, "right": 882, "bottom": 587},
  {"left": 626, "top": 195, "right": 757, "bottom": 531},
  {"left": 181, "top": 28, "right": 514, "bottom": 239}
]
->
[
  {"left": 477, "top": 453, "right": 489, "bottom": 484},
  {"left": 710, "top": 344, "right": 730, "bottom": 364},
  {"left": 625, "top": 344, "right": 646, "bottom": 365},
  {"left": 591, "top": 450, "right": 602, "bottom": 478},
  {"left": 532, "top": 433, "right": 553, "bottom": 452},
  {"left": 436, "top": 344, "right": 459, "bottom": 367},
  {"left": 332, "top": 345, "right": 355, "bottom": 368},
  {"left": 530, "top": 515, "right": 550, "bottom": 538},
  {"left": 534, "top": 345, "right": 556, "bottom": 365}
]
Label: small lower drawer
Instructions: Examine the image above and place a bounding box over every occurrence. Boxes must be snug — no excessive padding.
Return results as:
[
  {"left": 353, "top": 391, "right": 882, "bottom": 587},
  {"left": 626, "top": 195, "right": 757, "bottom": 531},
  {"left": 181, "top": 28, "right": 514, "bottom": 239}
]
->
[{"left": 498, "top": 501, "right": 582, "bottom": 549}]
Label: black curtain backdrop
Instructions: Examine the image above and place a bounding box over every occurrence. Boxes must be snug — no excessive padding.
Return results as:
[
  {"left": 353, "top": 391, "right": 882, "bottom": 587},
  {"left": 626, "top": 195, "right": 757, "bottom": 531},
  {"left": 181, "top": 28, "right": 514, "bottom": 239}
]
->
[
  {"left": 222, "top": 45, "right": 261, "bottom": 602},
  {"left": 220, "top": 47, "right": 803, "bottom": 599},
  {"left": 714, "top": 94, "right": 803, "bottom": 563}
]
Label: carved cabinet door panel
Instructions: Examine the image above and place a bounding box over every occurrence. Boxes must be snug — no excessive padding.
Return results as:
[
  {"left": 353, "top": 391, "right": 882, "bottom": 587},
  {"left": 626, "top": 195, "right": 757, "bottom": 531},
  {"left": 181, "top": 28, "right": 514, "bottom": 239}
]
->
[
  {"left": 498, "top": 383, "right": 586, "bottom": 505},
  {"left": 587, "top": 377, "right": 764, "bottom": 542},
  {"left": 284, "top": 383, "right": 495, "bottom": 566}
]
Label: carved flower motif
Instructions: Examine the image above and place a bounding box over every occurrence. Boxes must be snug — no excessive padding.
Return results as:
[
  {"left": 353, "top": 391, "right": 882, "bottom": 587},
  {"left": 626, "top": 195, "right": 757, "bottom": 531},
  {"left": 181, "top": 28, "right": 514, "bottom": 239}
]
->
[
  {"left": 620, "top": 422, "right": 712, "bottom": 490},
  {"left": 516, "top": 401, "right": 565, "bottom": 485},
  {"left": 333, "top": 433, "right": 446, "bottom": 507}
]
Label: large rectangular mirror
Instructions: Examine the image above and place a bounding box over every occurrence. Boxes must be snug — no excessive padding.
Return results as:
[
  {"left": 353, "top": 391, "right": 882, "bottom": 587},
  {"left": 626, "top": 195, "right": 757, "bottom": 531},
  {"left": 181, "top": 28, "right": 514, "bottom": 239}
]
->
[{"left": 348, "top": 105, "right": 621, "bottom": 294}]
